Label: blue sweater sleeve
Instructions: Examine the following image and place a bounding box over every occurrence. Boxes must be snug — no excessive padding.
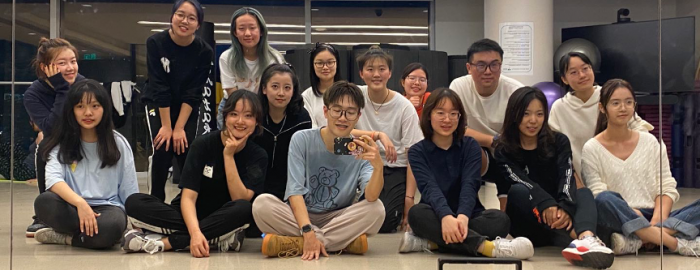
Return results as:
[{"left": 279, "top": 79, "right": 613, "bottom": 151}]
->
[
  {"left": 456, "top": 139, "right": 483, "bottom": 218},
  {"left": 116, "top": 135, "right": 139, "bottom": 206},
  {"left": 408, "top": 143, "right": 454, "bottom": 219}
]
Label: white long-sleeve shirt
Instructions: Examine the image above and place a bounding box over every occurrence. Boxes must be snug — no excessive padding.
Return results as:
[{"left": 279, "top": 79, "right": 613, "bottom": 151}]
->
[{"left": 581, "top": 131, "right": 679, "bottom": 209}]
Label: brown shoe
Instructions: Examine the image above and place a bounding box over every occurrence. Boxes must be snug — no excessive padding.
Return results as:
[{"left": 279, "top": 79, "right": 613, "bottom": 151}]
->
[
  {"left": 343, "top": 234, "right": 368, "bottom": 254},
  {"left": 261, "top": 233, "right": 304, "bottom": 257}
]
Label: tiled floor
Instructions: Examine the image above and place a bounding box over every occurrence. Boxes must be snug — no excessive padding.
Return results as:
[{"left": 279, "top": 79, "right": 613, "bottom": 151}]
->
[{"left": 1, "top": 178, "right": 699, "bottom": 270}]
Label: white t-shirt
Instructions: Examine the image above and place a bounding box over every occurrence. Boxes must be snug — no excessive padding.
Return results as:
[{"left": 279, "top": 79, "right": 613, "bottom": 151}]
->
[
  {"left": 302, "top": 86, "right": 327, "bottom": 128},
  {"left": 449, "top": 75, "right": 524, "bottom": 136},
  {"left": 549, "top": 85, "right": 654, "bottom": 174},
  {"left": 219, "top": 49, "right": 284, "bottom": 97},
  {"left": 355, "top": 86, "right": 424, "bottom": 168}
]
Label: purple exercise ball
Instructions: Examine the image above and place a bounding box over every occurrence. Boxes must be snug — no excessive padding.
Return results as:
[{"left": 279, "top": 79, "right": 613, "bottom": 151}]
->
[{"left": 533, "top": 82, "right": 564, "bottom": 112}]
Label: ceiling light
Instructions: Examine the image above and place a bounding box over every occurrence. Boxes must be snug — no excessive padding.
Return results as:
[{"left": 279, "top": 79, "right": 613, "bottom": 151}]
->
[
  {"left": 140, "top": 21, "right": 427, "bottom": 31},
  {"left": 311, "top": 8, "right": 319, "bottom": 11},
  {"left": 82, "top": 4, "right": 92, "bottom": 8},
  {"left": 215, "top": 40, "right": 427, "bottom": 46},
  {"left": 28, "top": 32, "right": 36, "bottom": 36},
  {"left": 312, "top": 32, "right": 428, "bottom": 37}
]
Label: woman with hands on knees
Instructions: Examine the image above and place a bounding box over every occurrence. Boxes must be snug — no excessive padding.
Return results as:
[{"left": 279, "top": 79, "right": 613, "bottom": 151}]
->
[
  {"left": 399, "top": 88, "right": 533, "bottom": 260},
  {"left": 141, "top": 0, "right": 214, "bottom": 202},
  {"left": 33, "top": 79, "right": 138, "bottom": 249},
  {"left": 494, "top": 86, "right": 614, "bottom": 268},
  {"left": 581, "top": 79, "right": 700, "bottom": 257}
]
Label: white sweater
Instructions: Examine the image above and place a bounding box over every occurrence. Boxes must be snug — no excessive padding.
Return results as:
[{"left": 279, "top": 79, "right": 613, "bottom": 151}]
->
[
  {"left": 581, "top": 132, "right": 679, "bottom": 209},
  {"left": 302, "top": 86, "right": 326, "bottom": 128},
  {"left": 549, "top": 86, "right": 654, "bottom": 174}
]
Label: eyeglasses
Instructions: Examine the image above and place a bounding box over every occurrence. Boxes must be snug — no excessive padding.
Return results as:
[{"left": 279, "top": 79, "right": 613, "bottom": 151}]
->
[
  {"left": 432, "top": 111, "right": 461, "bottom": 120},
  {"left": 469, "top": 61, "right": 501, "bottom": 73},
  {"left": 328, "top": 106, "right": 359, "bottom": 121},
  {"left": 609, "top": 99, "right": 636, "bottom": 110},
  {"left": 405, "top": 76, "right": 427, "bottom": 84},
  {"left": 567, "top": 65, "right": 592, "bottom": 77},
  {"left": 174, "top": 12, "right": 198, "bottom": 24},
  {"left": 314, "top": 60, "right": 337, "bottom": 68}
]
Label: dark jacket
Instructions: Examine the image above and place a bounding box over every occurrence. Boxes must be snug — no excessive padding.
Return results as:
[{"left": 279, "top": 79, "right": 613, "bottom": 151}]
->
[{"left": 24, "top": 73, "right": 86, "bottom": 136}]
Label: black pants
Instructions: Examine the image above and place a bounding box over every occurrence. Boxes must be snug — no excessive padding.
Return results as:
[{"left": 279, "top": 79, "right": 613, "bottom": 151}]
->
[
  {"left": 36, "top": 140, "right": 48, "bottom": 193},
  {"left": 480, "top": 148, "right": 510, "bottom": 196},
  {"left": 124, "top": 193, "right": 252, "bottom": 250},
  {"left": 408, "top": 203, "right": 510, "bottom": 256},
  {"left": 146, "top": 105, "right": 198, "bottom": 201},
  {"left": 506, "top": 184, "right": 597, "bottom": 247},
  {"left": 34, "top": 192, "right": 127, "bottom": 249},
  {"left": 378, "top": 166, "right": 407, "bottom": 233}
]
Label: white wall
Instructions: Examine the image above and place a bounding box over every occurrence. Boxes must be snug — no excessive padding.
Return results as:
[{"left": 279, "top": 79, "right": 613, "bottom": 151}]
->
[{"left": 434, "top": 0, "right": 483, "bottom": 56}]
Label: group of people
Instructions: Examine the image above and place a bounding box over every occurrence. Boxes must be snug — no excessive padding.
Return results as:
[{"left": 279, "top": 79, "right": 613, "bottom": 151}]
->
[{"left": 20, "top": 0, "right": 700, "bottom": 269}]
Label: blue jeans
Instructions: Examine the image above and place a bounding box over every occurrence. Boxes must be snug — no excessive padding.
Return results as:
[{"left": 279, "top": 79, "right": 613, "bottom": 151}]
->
[
  {"left": 595, "top": 191, "right": 700, "bottom": 240},
  {"left": 216, "top": 96, "right": 226, "bottom": 130}
]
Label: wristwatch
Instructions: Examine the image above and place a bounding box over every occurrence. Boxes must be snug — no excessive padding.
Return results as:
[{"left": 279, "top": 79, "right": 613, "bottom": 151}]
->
[
  {"left": 491, "top": 134, "right": 500, "bottom": 149},
  {"left": 300, "top": 224, "right": 314, "bottom": 234}
]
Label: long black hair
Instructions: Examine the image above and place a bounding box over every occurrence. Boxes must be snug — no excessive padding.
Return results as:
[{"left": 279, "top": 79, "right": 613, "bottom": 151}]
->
[
  {"left": 257, "top": 63, "right": 304, "bottom": 116},
  {"left": 41, "top": 79, "right": 120, "bottom": 168},
  {"left": 498, "top": 86, "right": 556, "bottom": 160},
  {"left": 594, "top": 79, "right": 637, "bottom": 135},
  {"left": 309, "top": 42, "right": 342, "bottom": 97}
]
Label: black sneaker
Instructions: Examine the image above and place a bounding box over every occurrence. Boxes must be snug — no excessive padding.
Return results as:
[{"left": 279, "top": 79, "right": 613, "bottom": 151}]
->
[{"left": 26, "top": 216, "right": 49, "bottom": 238}]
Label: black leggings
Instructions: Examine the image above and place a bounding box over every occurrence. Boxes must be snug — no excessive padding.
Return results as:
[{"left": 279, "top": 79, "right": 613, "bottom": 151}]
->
[
  {"left": 34, "top": 192, "right": 127, "bottom": 249},
  {"left": 408, "top": 203, "right": 510, "bottom": 256},
  {"left": 506, "top": 184, "right": 598, "bottom": 247},
  {"left": 124, "top": 193, "right": 252, "bottom": 250},
  {"left": 146, "top": 105, "right": 198, "bottom": 201}
]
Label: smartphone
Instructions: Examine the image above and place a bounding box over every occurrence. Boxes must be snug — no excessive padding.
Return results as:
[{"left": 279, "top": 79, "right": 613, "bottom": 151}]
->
[{"left": 334, "top": 137, "right": 369, "bottom": 155}]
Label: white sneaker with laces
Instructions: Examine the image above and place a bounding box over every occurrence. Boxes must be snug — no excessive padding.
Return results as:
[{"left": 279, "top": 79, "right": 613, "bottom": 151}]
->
[
  {"left": 35, "top": 228, "right": 70, "bottom": 245},
  {"left": 562, "top": 235, "right": 614, "bottom": 268},
  {"left": 398, "top": 232, "right": 432, "bottom": 253},
  {"left": 610, "top": 233, "right": 642, "bottom": 256},
  {"left": 492, "top": 237, "right": 535, "bottom": 260},
  {"left": 677, "top": 237, "right": 700, "bottom": 258},
  {"left": 122, "top": 229, "right": 165, "bottom": 254}
]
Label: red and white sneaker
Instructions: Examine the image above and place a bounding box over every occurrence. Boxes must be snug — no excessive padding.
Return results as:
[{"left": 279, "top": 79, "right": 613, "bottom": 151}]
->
[{"left": 562, "top": 236, "right": 614, "bottom": 269}]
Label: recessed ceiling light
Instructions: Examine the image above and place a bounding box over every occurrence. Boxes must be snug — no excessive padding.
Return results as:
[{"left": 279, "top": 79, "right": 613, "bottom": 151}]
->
[
  {"left": 82, "top": 50, "right": 87, "bottom": 52},
  {"left": 423, "top": 10, "right": 428, "bottom": 13},
  {"left": 311, "top": 8, "right": 319, "bottom": 11},
  {"left": 82, "top": 4, "right": 92, "bottom": 8},
  {"left": 28, "top": 32, "right": 36, "bottom": 35}
]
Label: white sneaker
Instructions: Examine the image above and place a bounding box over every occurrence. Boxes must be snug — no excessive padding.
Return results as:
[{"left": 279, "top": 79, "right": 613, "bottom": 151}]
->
[
  {"left": 562, "top": 236, "right": 615, "bottom": 268},
  {"left": 213, "top": 224, "right": 249, "bottom": 252},
  {"left": 122, "top": 229, "right": 165, "bottom": 254},
  {"left": 398, "top": 232, "right": 432, "bottom": 253},
  {"left": 492, "top": 237, "right": 535, "bottom": 260},
  {"left": 35, "top": 228, "right": 70, "bottom": 245},
  {"left": 610, "top": 233, "right": 642, "bottom": 256},
  {"left": 677, "top": 237, "right": 700, "bottom": 257}
]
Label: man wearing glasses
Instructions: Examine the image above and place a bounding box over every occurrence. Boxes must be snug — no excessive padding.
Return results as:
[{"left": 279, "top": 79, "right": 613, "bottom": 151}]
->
[
  {"left": 252, "top": 81, "right": 386, "bottom": 260},
  {"left": 449, "top": 39, "right": 525, "bottom": 211}
]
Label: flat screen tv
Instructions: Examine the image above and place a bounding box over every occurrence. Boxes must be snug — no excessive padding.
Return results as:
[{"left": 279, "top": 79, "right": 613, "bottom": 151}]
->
[{"left": 562, "top": 16, "right": 696, "bottom": 93}]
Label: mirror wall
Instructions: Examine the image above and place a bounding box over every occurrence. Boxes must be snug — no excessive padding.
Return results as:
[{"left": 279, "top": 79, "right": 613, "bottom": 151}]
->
[{"left": 5, "top": 0, "right": 697, "bottom": 269}]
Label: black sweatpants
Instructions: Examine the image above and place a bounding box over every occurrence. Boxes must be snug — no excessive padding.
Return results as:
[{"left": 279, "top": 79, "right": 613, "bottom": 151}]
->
[
  {"left": 407, "top": 203, "right": 510, "bottom": 256},
  {"left": 34, "top": 192, "right": 127, "bottom": 249},
  {"left": 36, "top": 141, "right": 48, "bottom": 193},
  {"left": 124, "top": 193, "right": 252, "bottom": 250},
  {"left": 146, "top": 105, "right": 198, "bottom": 201},
  {"left": 506, "top": 184, "right": 598, "bottom": 247},
  {"left": 378, "top": 166, "right": 407, "bottom": 233}
]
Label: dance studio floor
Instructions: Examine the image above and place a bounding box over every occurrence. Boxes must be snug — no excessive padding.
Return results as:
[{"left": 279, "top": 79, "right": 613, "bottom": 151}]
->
[{"left": 1, "top": 176, "right": 698, "bottom": 270}]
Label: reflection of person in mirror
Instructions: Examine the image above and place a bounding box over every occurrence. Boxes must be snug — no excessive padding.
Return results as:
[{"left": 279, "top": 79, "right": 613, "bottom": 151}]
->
[
  {"left": 582, "top": 79, "right": 700, "bottom": 257},
  {"left": 33, "top": 79, "right": 139, "bottom": 250}
]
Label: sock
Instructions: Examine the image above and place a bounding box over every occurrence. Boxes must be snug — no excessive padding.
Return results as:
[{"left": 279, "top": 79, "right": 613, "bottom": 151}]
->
[{"left": 480, "top": 240, "right": 496, "bottom": 257}]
